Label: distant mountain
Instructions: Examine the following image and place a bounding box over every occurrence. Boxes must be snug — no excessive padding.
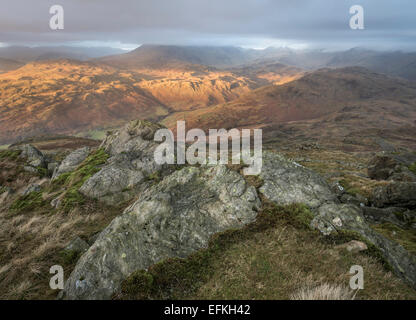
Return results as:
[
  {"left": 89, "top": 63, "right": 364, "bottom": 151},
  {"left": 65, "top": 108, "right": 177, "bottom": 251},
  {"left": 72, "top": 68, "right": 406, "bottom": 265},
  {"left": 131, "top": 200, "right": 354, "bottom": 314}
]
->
[
  {"left": 0, "top": 46, "right": 125, "bottom": 63},
  {"left": 98, "top": 44, "right": 257, "bottom": 70},
  {"left": 0, "top": 57, "right": 291, "bottom": 144},
  {"left": 326, "top": 49, "right": 416, "bottom": 81},
  {"left": 162, "top": 67, "right": 416, "bottom": 149},
  {"left": 0, "top": 58, "right": 24, "bottom": 73},
  {"left": 99, "top": 45, "right": 416, "bottom": 81},
  {"left": 0, "top": 59, "right": 168, "bottom": 144},
  {"left": 251, "top": 48, "right": 416, "bottom": 81}
]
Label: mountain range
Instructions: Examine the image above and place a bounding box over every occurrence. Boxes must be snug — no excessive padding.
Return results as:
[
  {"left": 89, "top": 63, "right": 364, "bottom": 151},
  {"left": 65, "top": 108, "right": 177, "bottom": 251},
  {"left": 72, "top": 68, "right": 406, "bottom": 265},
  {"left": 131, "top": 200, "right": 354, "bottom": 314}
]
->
[{"left": 0, "top": 45, "right": 415, "bottom": 149}]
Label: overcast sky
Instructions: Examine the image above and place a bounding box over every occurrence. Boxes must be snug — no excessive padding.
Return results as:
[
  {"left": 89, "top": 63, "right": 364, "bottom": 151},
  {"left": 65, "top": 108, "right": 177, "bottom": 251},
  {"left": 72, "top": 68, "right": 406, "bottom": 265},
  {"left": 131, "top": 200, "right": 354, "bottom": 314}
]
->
[{"left": 0, "top": 0, "right": 415, "bottom": 51}]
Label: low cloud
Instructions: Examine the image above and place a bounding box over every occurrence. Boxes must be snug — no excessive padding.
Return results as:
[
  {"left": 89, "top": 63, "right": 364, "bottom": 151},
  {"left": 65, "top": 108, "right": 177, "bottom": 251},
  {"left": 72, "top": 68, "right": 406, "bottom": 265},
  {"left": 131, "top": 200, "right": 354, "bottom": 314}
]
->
[{"left": 0, "top": 0, "right": 415, "bottom": 50}]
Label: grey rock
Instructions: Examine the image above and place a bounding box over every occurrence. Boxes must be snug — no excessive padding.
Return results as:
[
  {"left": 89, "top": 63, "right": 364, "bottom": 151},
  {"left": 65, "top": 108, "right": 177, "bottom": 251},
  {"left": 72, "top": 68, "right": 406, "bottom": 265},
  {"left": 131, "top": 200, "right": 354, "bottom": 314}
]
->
[
  {"left": 311, "top": 203, "right": 416, "bottom": 288},
  {"left": 368, "top": 153, "right": 416, "bottom": 182},
  {"left": 61, "top": 165, "right": 260, "bottom": 300},
  {"left": 372, "top": 182, "right": 416, "bottom": 209},
  {"left": 52, "top": 147, "right": 90, "bottom": 180},
  {"left": 335, "top": 240, "right": 368, "bottom": 253},
  {"left": 79, "top": 120, "right": 168, "bottom": 205},
  {"left": 16, "top": 144, "right": 46, "bottom": 168},
  {"left": 64, "top": 237, "right": 90, "bottom": 255},
  {"left": 259, "top": 151, "right": 338, "bottom": 209},
  {"left": 329, "top": 181, "right": 345, "bottom": 198},
  {"left": 20, "top": 183, "right": 41, "bottom": 196},
  {"left": 362, "top": 206, "right": 407, "bottom": 227},
  {"left": 48, "top": 162, "right": 58, "bottom": 177},
  {"left": 23, "top": 166, "right": 38, "bottom": 174},
  {"left": 50, "top": 195, "right": 63, "bottom": 209},
  {"left": 100, "top": 119, "right": 165, "bottom": 156},
  {"left": 79, "top": 155, "right": 146, "bottom": 205}
]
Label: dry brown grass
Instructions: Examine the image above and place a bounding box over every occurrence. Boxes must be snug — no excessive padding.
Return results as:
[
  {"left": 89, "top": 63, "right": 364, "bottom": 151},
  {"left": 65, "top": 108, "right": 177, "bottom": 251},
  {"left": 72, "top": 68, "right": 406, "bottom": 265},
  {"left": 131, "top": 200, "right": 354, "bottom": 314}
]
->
[
  {"left": 0, "top": 172, "right": 122, "bottom": 300},
  {"left": 290, "top": 283, "right": 354, "bottom": 300},
  {"left": 190, "top": 220, "right": 415, "bottom": 300}
]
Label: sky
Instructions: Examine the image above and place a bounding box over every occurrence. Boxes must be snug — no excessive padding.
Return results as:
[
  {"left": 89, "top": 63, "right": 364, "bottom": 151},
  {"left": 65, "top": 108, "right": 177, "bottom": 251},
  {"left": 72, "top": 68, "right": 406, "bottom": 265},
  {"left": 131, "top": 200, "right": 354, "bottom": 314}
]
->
[{"left": 0, "top": 0, "right": 415, "bottom": 51}]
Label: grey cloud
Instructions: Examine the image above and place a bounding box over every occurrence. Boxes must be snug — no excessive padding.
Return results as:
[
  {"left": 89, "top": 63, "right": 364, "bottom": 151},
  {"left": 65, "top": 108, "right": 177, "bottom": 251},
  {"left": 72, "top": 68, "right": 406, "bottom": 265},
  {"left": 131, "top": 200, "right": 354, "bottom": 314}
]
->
[{"left": 0, "top": 0, "right": 415, "bottom": 50}]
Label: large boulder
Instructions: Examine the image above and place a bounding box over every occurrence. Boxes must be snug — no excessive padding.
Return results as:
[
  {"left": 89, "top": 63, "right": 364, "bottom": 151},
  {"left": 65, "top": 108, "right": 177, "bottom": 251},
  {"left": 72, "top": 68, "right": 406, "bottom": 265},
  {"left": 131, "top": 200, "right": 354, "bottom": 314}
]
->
[
  {"left": 79, "top": 154, "right": 148, "bottom": 205},
  {"left": 367, "top": 153, "right": 416, "bottom": 182},
  {"left": 100, "top": 119, "right": 165, "bottom": 156},
  {"left": 52, "top": 147, "right": 90, "bottom": 180},
  {"left": 16, "top": 144, "right": 46, "bottom": 168},
  {"left": 311, "top": 203, "right": 416, "bottom": 288},
  {"left": 259, "top": 151, "right": 338, "bottom": 209},
  {"left": 79, "top": 120, "right": 168, "bottom": 206},
  {"left": 61, "top": 165, "right": 260, "bottom": 299},
  {"left": 371, "top": 182, "right": 416, "bottom": 209}
]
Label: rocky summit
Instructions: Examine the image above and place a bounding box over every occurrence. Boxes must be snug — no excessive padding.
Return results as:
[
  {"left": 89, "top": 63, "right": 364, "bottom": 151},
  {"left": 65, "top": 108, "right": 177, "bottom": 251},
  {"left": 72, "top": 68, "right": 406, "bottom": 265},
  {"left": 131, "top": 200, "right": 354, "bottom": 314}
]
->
[
  {"left": 1, "top": 119, "right": 416, "bottom": 300},
  {"left": 45, "top": 119, "right": 415, "bottom": 299}
]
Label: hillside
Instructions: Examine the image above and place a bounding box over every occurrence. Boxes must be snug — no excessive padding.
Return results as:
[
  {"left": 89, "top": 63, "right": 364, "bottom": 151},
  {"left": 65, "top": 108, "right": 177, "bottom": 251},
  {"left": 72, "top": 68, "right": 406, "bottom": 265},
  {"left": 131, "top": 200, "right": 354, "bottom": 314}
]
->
[
  {"left": 0, "top": 60, "right": 169, "bottom": 144},
  {"left": 1, "top": 120, "right": 415, "bottom": 299},
  {"left": 162, "top": 67, "right": 416, "bottom": 149},
  {"left": 98, "top": 44, "right": 257, "bottom": 70},
  {"left": 0, "top": 58, "right": 24, "bottom": 73},
  {"left": 0, "top": 57, "right": 301, "bottom": 144},
  {"left": 0, "top": 46, "right": 125, "bottom": 63}
]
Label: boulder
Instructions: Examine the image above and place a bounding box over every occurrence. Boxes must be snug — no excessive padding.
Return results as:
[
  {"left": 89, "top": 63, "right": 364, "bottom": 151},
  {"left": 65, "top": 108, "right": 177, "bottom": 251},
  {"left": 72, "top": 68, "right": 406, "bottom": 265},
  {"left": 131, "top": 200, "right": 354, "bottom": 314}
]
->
[
  {"left": 61, "top": 165, "right": 260, "bottom": 300},
  {"left": 20, "top": 183, "right": 41, "bottom": 196},
  {"left": 100, "top": 119, "right": 165, "bottom": 156},
  {"left": 52, "top": 147, "right": 90, "bottom": 180},
  {"left": 371, "top": 182, "right": 416, "bottom": 209},
  {"left": 259, "top": 151, "right": 338, "bottom": 209},
  {"left": 79, "top": 120, "right": 168, "bottom": 206},
  {"left": 47, "top": 162, "right": 58, "bottom": 177},
  {"left": 79, "top": 154, "right": 147, "bottom": 205},
  {"left": 64, "top": 237, "right": 90, "bottom": 255},
  {"left": 335, "top": 240, "right": 368, "bottom": 253},
  {"left": 311, "top": 203, "right": 416, "bottom": 288},
  {"left": 362, "top": 206, "right": 407, "bottom": 227},
  {"left": 16, "top": 144, "right": 46, "bottom": 168},
  {"left": 367, "top": 154, "right": 398, "bottom": 180},
  {"left": 367, "top": 153, "right": 416, "bottom": 182}
]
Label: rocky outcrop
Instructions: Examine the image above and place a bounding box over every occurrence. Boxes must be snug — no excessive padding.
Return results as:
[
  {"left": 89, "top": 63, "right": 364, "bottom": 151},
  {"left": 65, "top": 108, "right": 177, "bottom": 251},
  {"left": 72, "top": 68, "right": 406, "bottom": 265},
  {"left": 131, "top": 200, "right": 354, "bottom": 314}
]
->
[
  {"left": 311, "top": 203, "right": 416, "bottom": 288},
  {"left": 335, "top": 240, "right": 368, "bottom": 253},
  {"left": 61, "top": 165, "right": 260, "bottom": 299},
  {"left": 259, "top": 151, "right": 338, "bottom": 209},
  {"left": 255, "top": 151, "right": 415, "bottom": 289},
  {"left": 79, "top": 120, "right": 168, "bottom": 206},
  {"left": 63, "top": 237, "right": 90, "bottom": 256},
  {"left": 368, "top": 153, "right": 416, "bottom": 182},
  {"left": 16, "top": 144, "right": 46, "bottom": 168},
  {"left": 52, "top": 147, "right": 90, "bottom": 180},
  {"left": 57, "top": 130, "right": 416, "bottom": 299},
  {"left": 372, "top": 182, "right": 416, "bottom": 209},
  {"left": 362, "top": 206, "right": 408, "bottom": 227}
]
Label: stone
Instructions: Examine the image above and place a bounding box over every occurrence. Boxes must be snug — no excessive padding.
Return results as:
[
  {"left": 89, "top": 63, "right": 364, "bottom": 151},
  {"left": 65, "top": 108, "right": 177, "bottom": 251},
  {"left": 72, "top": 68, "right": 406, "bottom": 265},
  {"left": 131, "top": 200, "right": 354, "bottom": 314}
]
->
[
  {"left": 47, "top": 162, "right": 58, "bottom": 177},
  {"left": 371, "top": 182, "right": 416, "bottom": 209},
  {"left": 79, "top": 120, "right": 169, "bottom": 206},
  {"left": 16, "top": 144, "right": 46, "bottom": 168},
  {"left": 63, "top": 237, "right": 90, "bottom": 256},
  {"left": 61, "top": 165, "right": 260, "bottom": 300},
  {"left": 336, "top": 240, "right": 368, "bottom": 253},
  {"left": 311, "top": 203, "right": 416, "bottom": 288},
  {"left": 258, "top": 151, "right": 338, "bottom": 209},
  {"left": 52, "top": 147, "right": 90, "bottom": 180},
  {"left": 367, "top": 154, "right": 398, "bottom": 180},
  {"left": 23, "top": 166, "right": 38, "bottom": 174},
  {"left": 367, "top": 153, "right": 416, "bottom": 182},
  {"left": 20, "top": 183, "right": 41, "bottom": 196},
  {"left": 362, "top": 206, "right": 407, "bottom": 227}
]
